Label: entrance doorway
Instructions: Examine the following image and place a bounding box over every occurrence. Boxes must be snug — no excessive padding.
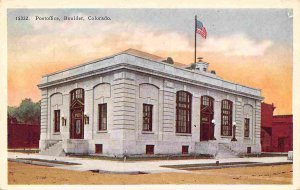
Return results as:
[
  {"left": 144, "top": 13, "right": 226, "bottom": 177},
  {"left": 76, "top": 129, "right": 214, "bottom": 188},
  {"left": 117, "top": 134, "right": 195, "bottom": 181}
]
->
[
  {"left": 200, "top": 96, "right": 214, "bottom": 141},
  {"left": 70, "top": 88, "right": 84, "bottom": 139}
]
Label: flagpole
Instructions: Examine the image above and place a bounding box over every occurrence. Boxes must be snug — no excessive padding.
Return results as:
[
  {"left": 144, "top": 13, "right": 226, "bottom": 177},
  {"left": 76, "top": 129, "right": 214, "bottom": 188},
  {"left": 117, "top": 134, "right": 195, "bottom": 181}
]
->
[{"left": 194, "top": 15, "right": 197, "bottom": 63}]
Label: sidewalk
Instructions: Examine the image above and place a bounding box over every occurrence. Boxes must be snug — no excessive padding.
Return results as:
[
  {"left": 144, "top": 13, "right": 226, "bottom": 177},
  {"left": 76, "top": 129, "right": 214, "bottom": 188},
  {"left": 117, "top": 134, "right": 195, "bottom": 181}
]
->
[{"left": 8, "top": 152, "right": 292, "bottom": 174}]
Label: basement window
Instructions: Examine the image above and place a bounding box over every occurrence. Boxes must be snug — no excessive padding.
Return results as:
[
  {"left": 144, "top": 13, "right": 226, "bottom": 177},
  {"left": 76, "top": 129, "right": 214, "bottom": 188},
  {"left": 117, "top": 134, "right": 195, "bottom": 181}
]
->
[
  {"left": 146, "top": 145, "right": 154, "bottom": 155},
  {"left": 247, "top": 147, "right": 251, "bottom": 154},
  {"left": 95, "top": 144, "right": 103, "bottom": 154},
  {"left": 182, "top": 146, "right": 189, "bottom": 154}
]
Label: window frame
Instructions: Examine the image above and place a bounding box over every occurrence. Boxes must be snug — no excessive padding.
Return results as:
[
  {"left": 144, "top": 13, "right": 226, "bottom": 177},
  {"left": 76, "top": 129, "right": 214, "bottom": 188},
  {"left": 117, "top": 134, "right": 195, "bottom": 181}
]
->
[
  {"left": 71, "top": 88, "right": 84, "bottom": 103},
  {"left": 98, "top": 103, "right": 107, "bottom": 131},
  {"left": 221, "top": 99, "right": 233, "bottom": 136},
  {"left": 201, "top": 95, "right": 214, "bottom": 110},
  {"left": 244, "top": 118, "right": 250, "bottom": 137},
  {"left": 54, "top": 110, "right": 60, "bottom": 133},
  {"left": 146, "top": 145, "right": 154, "bottom": 155},
  {"left": 182, "top": 145, "right": 189, "bottom": 154},
  {"left": 176, "top": 91, "right": 192, "bottom": 134},
  {"left": 143, "top": 104, "right": 153, "bottom": 131},
  {"left": 95, "top": 144, "right": 103, "bottom": 154},
  {"left": 247, "top": 147, "right": 251, "bottom": 154}
]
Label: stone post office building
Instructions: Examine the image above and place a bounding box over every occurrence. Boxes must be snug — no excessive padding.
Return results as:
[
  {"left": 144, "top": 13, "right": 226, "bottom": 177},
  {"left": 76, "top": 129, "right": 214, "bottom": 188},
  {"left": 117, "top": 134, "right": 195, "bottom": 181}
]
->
[{"left": 38, "top": 49, "right": 263, "bottom": 157}]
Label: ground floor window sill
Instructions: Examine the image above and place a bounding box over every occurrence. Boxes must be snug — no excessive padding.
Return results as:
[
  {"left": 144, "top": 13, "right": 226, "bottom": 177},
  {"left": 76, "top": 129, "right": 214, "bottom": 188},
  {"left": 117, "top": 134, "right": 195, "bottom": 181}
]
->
[
  {"left": 221, "top": 136, "right": 232, "bottom": 138},
  {"left": 176, "top": 133, "right": 192, "bottom": 136},
  {"left": 142, "top": 131, "right": 154, "bottom": 134},
  {"left": 97, "top": 130, "right": 108, "bottom": 133}
]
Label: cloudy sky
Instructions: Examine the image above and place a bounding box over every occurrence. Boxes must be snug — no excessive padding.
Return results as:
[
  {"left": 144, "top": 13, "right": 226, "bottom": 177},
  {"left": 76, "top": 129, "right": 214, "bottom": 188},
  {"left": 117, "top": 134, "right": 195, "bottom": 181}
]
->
[{"left": 8, "top": 9, "right": 293, "bottom": 114}]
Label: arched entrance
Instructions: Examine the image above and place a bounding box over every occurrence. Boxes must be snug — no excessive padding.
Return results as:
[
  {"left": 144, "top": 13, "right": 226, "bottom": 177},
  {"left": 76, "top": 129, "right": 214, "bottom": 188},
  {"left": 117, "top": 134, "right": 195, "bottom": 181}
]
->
[
  {"left": 200, "top": 95, "right": 214, "bottom": 141},
  {"left": 70, "top": 88, "right": 84, "bottom": 139}
]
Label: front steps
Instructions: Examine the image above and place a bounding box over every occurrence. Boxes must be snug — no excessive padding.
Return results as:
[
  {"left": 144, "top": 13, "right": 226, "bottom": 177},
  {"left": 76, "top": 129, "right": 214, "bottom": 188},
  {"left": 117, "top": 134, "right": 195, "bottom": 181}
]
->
[
  {"left": 215, "top": 143, "right": 239, "bottom": 159},
  {"left": 194, "top": 141, "right": 241, "bottom": 158},
  {"left": 39, "top": 141, "right": 66, "bottom": 157},
  {"left": 195, "top": 141, "right": 219, "bottom": 157}
]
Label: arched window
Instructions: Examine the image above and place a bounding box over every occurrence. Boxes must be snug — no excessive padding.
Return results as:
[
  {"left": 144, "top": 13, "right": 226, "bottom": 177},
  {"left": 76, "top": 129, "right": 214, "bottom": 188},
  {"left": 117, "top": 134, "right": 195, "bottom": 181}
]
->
[
  {"left": 71, "top": 88, "right": 84, "bottom": 103},
  {"left": 201, "top": 96, "right": 214, "bottom": 110},
  {"left": 221, "top": 99, "right": 233, "bottom": 136},
  {"left": 176, "top": 91, "right": 192, "bottom": 133}
]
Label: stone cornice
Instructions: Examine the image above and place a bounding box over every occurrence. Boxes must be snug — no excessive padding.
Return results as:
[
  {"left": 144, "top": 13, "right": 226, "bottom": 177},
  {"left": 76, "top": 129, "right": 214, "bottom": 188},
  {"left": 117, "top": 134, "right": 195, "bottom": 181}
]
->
[{"left": 38, "top": 53, "right": 263, "bottom": 101}]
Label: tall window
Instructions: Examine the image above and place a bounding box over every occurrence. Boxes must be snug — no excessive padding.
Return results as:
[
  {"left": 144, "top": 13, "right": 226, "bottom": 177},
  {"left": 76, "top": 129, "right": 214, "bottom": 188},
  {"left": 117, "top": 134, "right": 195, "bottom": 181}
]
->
[
  {"left": 98, "top": 104, "right": 107, "bottom": 130},
  {"left": 176, "top": 91, "right": 192, "bottom": 133},
  {"left": 221, "top": 100, "right": 233, "bottom": 136},
  {"left": 244, "top": 118, "right": 250, "bottom": 137},
  {"left": 54, "top": 110, "right": 60, "bottom": 132},
  {"left": 143, "top": 104, "right": 153, "bottom": 131}
]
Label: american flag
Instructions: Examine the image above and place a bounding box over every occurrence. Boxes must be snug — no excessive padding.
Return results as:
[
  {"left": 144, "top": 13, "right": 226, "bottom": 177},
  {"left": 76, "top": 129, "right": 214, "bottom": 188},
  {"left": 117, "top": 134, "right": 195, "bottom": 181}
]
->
[{"left": 196, "top": 20, "right": 207, "bottom": 39}]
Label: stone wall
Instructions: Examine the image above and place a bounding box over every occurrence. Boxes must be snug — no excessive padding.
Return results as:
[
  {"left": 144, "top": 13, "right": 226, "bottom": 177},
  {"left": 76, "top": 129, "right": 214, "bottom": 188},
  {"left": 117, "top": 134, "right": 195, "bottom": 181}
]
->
[{"left": 39, "top": 53, "right": 263, "bottom": 156}]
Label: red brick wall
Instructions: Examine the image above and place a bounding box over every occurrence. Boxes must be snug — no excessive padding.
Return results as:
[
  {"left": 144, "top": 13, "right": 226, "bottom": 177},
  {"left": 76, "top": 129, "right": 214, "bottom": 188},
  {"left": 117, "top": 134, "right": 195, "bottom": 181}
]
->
[
  {"left": 261, "top": 102, "right": 293, "bottom": 152},
  {"left": 8, "top": 123, "right": 40, "bottom": 149},
  {"left": 261, "top": 102, "right": 275, "bottom": 128},
  {"left": 261, "top": 127, "right": 272, "bottom": 152},
  {"left": 272, "top": 115, "right": 293, "bottom": 152}
]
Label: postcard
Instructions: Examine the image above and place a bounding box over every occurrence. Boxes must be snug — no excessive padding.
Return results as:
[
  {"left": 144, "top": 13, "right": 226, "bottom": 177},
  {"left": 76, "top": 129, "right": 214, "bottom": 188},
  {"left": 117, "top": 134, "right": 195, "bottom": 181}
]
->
[{"left": 1, "top": 1, "right": 299, "bottom": 190}]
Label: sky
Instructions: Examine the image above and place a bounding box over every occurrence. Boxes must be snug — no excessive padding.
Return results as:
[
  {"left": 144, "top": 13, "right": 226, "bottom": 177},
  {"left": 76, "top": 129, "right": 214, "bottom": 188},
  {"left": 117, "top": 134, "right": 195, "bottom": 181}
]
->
[{"left": 7, "top": 9, "right": 293, "bottom": 114}]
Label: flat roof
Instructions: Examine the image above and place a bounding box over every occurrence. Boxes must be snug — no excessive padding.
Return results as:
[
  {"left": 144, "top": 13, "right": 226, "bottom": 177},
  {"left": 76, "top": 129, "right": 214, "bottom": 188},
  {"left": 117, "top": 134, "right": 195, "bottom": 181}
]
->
[{"left": 39, "top": 49, "right": 263, "bottom": 100}]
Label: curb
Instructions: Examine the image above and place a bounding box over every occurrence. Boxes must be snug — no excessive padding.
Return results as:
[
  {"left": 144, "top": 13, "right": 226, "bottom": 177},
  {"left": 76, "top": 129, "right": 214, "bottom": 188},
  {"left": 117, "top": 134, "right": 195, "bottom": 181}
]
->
[{"left": 162, "top": 162, "right": 293, "bottom": 171}]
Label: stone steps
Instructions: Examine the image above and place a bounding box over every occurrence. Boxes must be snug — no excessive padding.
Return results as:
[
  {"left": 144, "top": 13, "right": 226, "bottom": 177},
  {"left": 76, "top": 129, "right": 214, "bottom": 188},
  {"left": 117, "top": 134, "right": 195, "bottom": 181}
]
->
[
  {"left": 39, "top": 141, "right": 65, "bottom": 157},
  {"left": 194, "top": 141, "right": 218, "bottom": 156},
  {"left": 215, "top": 143, "right": 239, "bottom": 159}
]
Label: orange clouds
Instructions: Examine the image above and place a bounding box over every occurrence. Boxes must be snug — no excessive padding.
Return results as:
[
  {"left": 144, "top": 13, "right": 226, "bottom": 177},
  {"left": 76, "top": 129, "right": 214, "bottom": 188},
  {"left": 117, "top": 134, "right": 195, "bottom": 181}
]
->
[
  {"left": 7, "top": 20, "right": 292, "bottom": 115},
  {"left": 155, "top": 46, "right": 292, "bottom": 115}
]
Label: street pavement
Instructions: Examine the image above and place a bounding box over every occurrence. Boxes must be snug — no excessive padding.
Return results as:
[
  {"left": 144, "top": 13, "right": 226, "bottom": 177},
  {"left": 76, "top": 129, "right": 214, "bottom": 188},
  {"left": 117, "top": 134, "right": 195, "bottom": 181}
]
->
[{"left": 8, "top": 152, "right": 291, "bottom": 174}]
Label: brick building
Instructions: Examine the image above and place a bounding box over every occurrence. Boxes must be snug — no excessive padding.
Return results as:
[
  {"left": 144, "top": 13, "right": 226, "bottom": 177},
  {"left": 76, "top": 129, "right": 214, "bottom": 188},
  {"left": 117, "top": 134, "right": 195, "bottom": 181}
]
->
[{"left": 261, "top": 102, "right": 293, "bottom": 152}]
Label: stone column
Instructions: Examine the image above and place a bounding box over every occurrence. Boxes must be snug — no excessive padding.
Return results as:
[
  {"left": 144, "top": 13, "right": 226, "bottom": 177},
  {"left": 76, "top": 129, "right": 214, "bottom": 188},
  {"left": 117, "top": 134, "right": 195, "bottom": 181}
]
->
[{"left": 39, "top": 89, "right": 48, "bottom": 150}]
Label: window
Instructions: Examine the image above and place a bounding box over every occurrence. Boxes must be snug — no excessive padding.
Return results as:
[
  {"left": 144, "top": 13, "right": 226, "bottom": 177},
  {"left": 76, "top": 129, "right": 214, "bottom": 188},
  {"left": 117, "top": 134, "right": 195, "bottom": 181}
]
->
[
  {"left": 244, "top": 118, "right": 250, "bottom": 137},
  {"left": 146, "top": 145, "right": 154, "bottom": 154},
  {"left": 95, "top": 144, "right": 103, "bottom": 154},
  {"left": 75, "top": 120, "right": 81, "bottom": 134},
  {"left": 98, "top": 104, "right": 107, "bottom": 130},
  {"left": 221, "top": 100, "right": 233, "bottom": 136},
  {"left": 201, "top": 96, "right": 214, "bottom": 109},
  {"left": 54, "top": 110, "right": 60, "bottom": 132},
  {"left": 176, "top": 91, "right": 192, "bottom": 133},
  {"left": 182, "top": 146, "right": 189, "bottom": 154},
  {"left": 247, "top": 147, "right": 251, "bottom": 154},
  {"left": 143, "top": 104, "right": 153, "bottom": 131},
  {"left": 71, "top": 88, "right": 84, "bottom": 102}
]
